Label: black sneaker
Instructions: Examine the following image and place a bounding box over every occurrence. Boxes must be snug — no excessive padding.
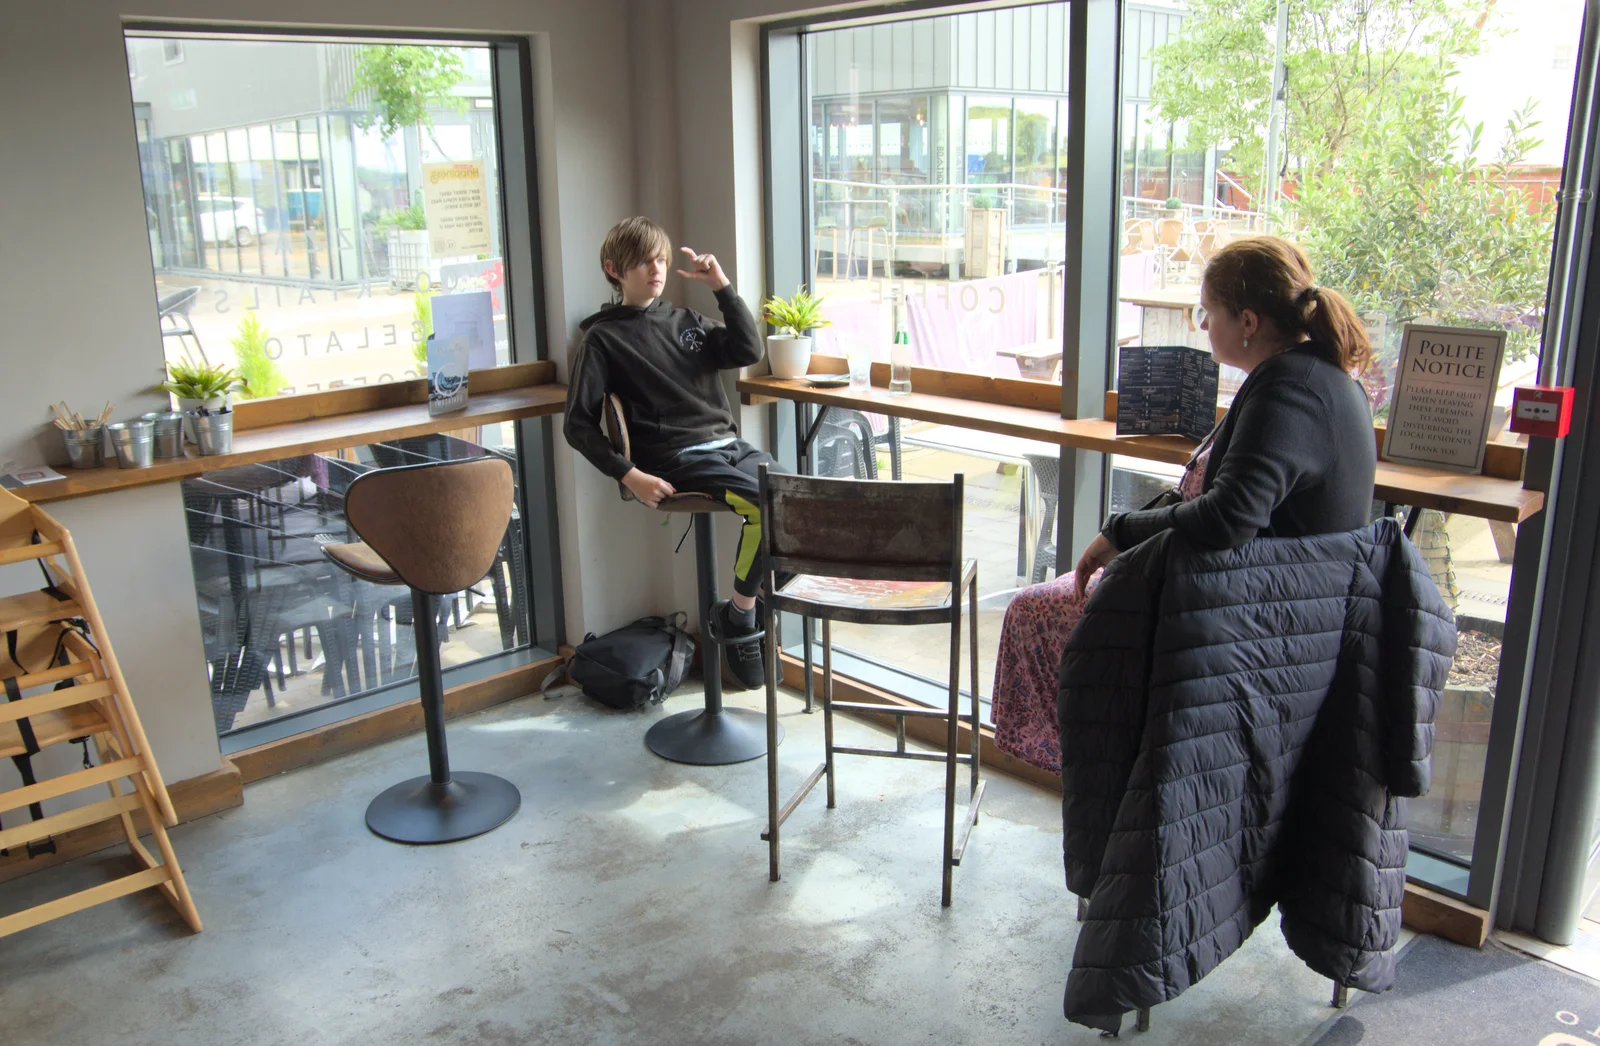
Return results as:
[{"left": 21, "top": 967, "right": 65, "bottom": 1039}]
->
[{"left": 714, "top": 600, "right": 766, "bottom": 691}]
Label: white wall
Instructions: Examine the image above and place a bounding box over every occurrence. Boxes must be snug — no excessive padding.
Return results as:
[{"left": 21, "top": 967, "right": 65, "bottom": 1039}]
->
[{"left": 0, "top": 0, "right": 673, "bottom": 788}]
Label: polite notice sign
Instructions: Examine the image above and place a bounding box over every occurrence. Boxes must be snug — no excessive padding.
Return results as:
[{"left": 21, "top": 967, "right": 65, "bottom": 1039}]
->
[
  {"left": 1382, "top": 324, "right": 1506, "bottom": 474},
  {"left": 421, "top": 160, "right": 492, "bottom": 258}
]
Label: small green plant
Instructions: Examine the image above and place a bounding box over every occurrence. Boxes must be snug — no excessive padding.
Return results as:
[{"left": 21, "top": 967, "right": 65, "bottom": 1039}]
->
[
  {"left": 1164, "top": 196, "right": 1183, "bottom": 211},
  {"left": 412, "top": 289, "right": 434, "bottom": 367},
  {"left": 375, "top": 197, "right": 428, "bottom": 234},
  {"left": 969, "top": 194, "right": 1000, "bottom": 210},
  {"left": 159, "top": 358, "right": 245, "bottom": 401},
  {"left": 762, "top": 287, "right": 832, "bottom": 338},
  {"left": 230, "top": 312, "right": 287, "bottom": 401}
]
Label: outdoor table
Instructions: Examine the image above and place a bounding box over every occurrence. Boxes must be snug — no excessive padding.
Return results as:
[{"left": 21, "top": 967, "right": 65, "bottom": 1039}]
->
[
  {"left": 1120, "top": 286, "right": 1203, "bottom": 350},
  {"left": 996, "top": 340, "right": 1065, "bottom": 381}
]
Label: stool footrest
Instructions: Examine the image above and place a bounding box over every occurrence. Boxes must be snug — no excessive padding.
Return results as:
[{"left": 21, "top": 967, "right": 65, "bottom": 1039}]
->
[
  {"left": 950, "top": 778, "right": 987, "bottom": 865},
  {"left": 832, "top": 745, "right": 974, "bottom": 765},
  {"left": 830, "top": 700, "right": 977, "bottom": 722},
  {"left": 761, "top": 761, "right": 828, "bottom": 841}
]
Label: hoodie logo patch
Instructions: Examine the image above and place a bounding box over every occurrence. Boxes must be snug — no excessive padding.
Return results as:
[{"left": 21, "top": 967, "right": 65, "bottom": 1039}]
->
[{"left": 679, "top": 327, "right": 706, "bottom": 353}]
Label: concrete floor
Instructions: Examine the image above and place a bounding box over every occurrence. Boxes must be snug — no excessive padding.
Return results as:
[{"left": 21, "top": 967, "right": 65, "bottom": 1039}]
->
[{"left": 1, "top": 683, "right": 1362, "bottom": 1045}]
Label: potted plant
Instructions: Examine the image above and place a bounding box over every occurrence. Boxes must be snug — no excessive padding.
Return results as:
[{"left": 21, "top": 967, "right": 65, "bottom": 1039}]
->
[
  {"left": 762, "top": 288, "right": 831, "bottom": 379},
  {"left": 378, "top": 193, "right": 431, "bottom": 291},
  {"left": 1164, "top": 196, "right": 1184, "bottom": 219},
  {"left": 964, "top": 193, "right": 1009, "bottom": 278},
  {"left": 159, "top": 359, "right": 245, "bottom": 442}
]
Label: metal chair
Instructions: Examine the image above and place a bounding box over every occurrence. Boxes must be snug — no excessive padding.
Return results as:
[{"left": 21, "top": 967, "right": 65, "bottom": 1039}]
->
[
  {"left": 757, "top": 466, "right": 985, "bottom": 906},
  {"left": 321, "top": 456, "right": 522, "bottom": 844},
  {"left": 156, "top": 286, "right": 205, "bottom": 362},
  {"left": 601, "top": 394, "right": 781, "bottom": 765}
]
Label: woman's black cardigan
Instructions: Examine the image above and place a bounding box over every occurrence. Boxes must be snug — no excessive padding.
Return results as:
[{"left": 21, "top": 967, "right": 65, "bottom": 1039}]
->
[{"left": 1103, "top": 342, "right": 1376, "bottom": 552}]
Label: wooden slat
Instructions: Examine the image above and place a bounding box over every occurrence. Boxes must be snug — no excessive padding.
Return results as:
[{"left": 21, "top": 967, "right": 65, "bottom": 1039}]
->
[
  {"left": 0, "top": 704, "right": 111, "bottom": 759},
  {"left": 0, "top": 680, "right": 113, "bottom": 727},
  {"left": 0, "top": 791, "right": 141, "bottom": 852},
  {"left": 0, "top": 541, "right": 63, "bottom": 568},
  {"left": 0, "top": 756, "right": 143, "bottom": 815},
  {"left": 0, "top": 590, "right": 82, "bottom": 634},
  {"left": 231, "top": 360, "right": 554, "bottom": 430},
  {"left": 17, "top": 382, "right": 567, "bottom": 505},
  {"left": 0, "top": 865, "right": 169, "bottom": 939},
  {"left": 740, "top": 375, "right": 1544, "bottom": 522},
  {"left": 1401, "top": 882, "right": 1490, "bottom": 948},
  {"left": 806, "top": 353, "right": 1062, "bottom": 411}
]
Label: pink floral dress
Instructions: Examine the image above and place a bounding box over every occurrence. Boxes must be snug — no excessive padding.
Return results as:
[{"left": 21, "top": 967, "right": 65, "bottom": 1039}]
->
[{"left": 991, "top": 446, "right": 1213, "bottom": 774}]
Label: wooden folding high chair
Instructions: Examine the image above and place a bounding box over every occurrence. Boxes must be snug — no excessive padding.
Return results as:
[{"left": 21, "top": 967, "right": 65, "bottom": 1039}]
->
[{"left": 0, "top": 487, "right": 201, "bottom": 938}]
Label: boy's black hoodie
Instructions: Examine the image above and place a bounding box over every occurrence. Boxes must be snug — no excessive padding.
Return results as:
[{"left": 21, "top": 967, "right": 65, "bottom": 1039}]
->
[{"left": 564, "top": 286, "right": 763, "bottom": 480}]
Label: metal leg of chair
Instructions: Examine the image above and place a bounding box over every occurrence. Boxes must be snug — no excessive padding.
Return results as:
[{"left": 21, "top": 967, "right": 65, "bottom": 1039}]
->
[
  {"left": 645, "top": 514, "right": 778, "bottom": 765},
  {"left": 969, "top": 576, "right": 981, "bottom": 814},
  {"left": 942, "top": 599, "right": 961, "bottom": 908},
  {"left": 765, "top": 600, "right": 782, "bottom": 882},
  {"left": 1331, "top": 983, "right": 1349, "bottom": 1009},
  {"left": 802, "top": 614, "right": 816, "bottom": 713},
  {"left": 1136, "top": 1008, "right": 1151, "bottom": 1032},
  {"left": 822, "top": 618, "right": 835, "bottom": 808},
  {"left": 364, "top": 589, "right": 520, "bottom": 844},
  {"left": 889, "top": 418, "right": 903, "bottom": 481}
]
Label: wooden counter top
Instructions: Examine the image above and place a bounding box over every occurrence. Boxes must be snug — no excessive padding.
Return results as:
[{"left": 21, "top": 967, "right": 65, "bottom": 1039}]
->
[
  {"left": 738, "top": 373, "right": 1545, "bottom": 524},
  {"left": 20, "top": 365, "right": 567, "bottom": 504}
]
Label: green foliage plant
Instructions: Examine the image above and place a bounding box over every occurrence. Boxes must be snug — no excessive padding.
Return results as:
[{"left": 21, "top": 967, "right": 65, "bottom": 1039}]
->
[
  {"left": 230, "top": 312, "right": 287, "bottom": 401},
  {"left": 762, "top": 288, "right": 832, "bottom": 338},
  {"left": 351, "top": 45, "right": 468, "bottom": 150},
  {"left": 159, "top": 358, "right": 245, "bottom": 402},
  {"left": 412, "top": 289, "right": 434, "bottom": 367},
  {"left": 375, "top": 195, "right": 428, "bottom": 234}
]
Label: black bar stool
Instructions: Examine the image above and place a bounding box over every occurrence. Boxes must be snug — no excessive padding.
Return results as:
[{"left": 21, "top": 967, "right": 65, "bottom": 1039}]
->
[
  {"left": 322, "top": 456, "right": 521, "bottom": 844},
  {"left": 602, "top": 395, "right": 781, "bottom": 765}
]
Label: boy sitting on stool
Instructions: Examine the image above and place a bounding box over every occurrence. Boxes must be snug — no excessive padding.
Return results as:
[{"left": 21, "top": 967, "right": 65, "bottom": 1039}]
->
[{"left": 563, "top": 216, "right": 786, "bottom": 690}]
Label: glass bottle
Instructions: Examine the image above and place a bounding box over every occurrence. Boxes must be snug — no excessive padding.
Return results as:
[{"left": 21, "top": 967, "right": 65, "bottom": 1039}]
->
[{"left": 889, "top": 327, "right": 913, "bottom": 395}]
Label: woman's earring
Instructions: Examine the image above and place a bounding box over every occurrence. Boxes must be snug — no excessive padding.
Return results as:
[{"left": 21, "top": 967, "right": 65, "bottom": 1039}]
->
[{"left": 1242, "top": 337, "right": 1250, "bottom": 349}]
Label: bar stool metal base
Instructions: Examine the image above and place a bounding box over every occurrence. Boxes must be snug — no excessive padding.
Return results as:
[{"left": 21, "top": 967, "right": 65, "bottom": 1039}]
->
[
  {"left": 365, "top": 771, "right": 522, "bottom": 844},
  {"left": 645, "top": 707, "right": 780, "bottom": 765}
]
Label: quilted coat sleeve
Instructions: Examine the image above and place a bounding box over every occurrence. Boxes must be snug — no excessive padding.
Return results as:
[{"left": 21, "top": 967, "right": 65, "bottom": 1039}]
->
[
  {"left": 1057, "top": 537, "right": 1163, "bottom": 897},
  {"left": 1382, "top": 525, "right": 1457, "bottom": 797}
]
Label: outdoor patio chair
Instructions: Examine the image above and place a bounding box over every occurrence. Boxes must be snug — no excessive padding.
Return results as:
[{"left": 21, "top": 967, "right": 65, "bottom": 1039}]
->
[
  {"left": 757, "top": 466, "right": 985, "bottom": 907},
  {"left": 156, "top": 286, "right": 205, "bottom": 362}
]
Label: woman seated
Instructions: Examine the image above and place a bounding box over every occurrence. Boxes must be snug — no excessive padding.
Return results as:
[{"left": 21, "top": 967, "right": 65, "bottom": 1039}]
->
[{"left": 992, "top": 235, "right": 1377, "bottom": 774}]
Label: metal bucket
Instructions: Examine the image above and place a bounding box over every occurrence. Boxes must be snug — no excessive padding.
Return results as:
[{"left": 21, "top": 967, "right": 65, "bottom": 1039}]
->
[
  {"left": 106, "top": 420, "right": 155, "bottom": 469},
  {"left": 62, "top": 426, "right": 104, "bottom": 469},
  {"left": 149, "top": 411, "right": 186, "bottom": 458},
  {"left": 190, "top": 411, "right": 234, "bottom": 456}
]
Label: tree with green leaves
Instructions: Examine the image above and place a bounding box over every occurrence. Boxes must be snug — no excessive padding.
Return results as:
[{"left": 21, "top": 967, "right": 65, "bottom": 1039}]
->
[
  {"left": 351, "top": 45, "right": 467, "bottom": 156},
  {"left": 1150, "top": 0, "right": 1556, "bottom": 412},
  {"left": 1149, "top": 0, "right": 1485, "bottom": 199}
]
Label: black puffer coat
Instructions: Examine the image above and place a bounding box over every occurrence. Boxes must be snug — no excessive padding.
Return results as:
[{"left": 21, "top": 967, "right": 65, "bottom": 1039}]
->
[{"left": 1057, "top": 519, "right": 1455, "bottom": 1034}]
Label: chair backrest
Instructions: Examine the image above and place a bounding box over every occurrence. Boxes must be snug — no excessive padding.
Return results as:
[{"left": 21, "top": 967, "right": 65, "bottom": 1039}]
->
[
  {"left": 344, "top": 456, "right": 513, "bottom": 594},
  {"left": 1156, "top": 218, "right": 1184, "bottom": 247},
  {"left": 758, "top": 466, "right": 963, "bottom": 584}
]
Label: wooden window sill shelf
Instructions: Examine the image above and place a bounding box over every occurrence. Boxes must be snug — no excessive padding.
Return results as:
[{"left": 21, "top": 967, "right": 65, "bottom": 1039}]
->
[
  {"left": 738, "top": 372, "right": 1544, "bottom": 524},
  {"left": 19, "top": 363, "right": 566, "bottom": 505}
]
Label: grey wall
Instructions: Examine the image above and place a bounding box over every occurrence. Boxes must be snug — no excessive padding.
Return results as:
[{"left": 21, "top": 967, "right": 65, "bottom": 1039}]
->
[{"left": 0, "top": 0, "right": 672, "bottom": 790}]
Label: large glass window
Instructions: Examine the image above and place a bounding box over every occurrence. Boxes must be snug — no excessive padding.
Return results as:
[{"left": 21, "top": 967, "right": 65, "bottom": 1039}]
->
[
  {"left": 128, "top": 36, "right": 511, "bottom": 401},
  {"left": 1114, "top": 0, "right": 1585, "bottom": 888},
  {"left": 126, "top": 32, "right": 539, "bottom": 743}
]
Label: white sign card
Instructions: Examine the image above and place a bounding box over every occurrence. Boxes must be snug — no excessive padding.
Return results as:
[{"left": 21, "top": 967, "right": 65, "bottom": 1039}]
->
[
  {"left": 430, "top": 290, "right": 496, "bottom": 370},
  {"left": 1381, "top": 323, "right": 1506, "bottom": 474},
  {"left": 426, "top": 333, "right": 469, "bottom": 417},
  {"left": 421, "top": 160, "right": 492, "bottom": 258}
]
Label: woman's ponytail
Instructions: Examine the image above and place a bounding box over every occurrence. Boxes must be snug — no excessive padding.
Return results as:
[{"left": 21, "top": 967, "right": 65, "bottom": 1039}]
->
[{"left": 1301, "top": 284, "right": 1371, "bottom": 376}]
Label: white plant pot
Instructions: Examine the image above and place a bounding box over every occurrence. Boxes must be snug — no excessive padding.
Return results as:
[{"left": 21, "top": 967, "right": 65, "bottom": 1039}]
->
[
  {"left": 767, "top": 334, "right": 814, "bottom": 379},
  {"left": 178, "top": 395, "right": 229, "bottom": 444}
]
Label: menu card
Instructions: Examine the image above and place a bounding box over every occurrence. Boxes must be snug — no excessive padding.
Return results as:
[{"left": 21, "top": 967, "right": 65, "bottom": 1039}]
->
[{"left": 1116, "top": 345, "right": 1220, "bottom": 440}]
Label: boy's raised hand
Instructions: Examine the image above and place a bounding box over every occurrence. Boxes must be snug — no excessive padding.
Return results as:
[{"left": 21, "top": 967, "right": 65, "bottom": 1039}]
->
[{"left": 676, "top": 246, "right": 730, "bottom": 291}]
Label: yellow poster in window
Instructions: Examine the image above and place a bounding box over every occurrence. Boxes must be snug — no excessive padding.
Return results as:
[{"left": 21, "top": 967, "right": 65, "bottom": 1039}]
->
[{"left": 421, "top": 160, "right": 492, "bottom": 258}]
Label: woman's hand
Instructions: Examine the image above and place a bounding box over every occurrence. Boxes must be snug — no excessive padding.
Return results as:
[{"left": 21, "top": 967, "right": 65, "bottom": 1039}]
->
[
  {"left": 1073, "top": 533, "right": 1120, "bottom": 600},
  {"left": 622, "top": 468, "right": 676, "bottom": 508},
  {"left": 676, "top": 246, "right": 730, "bottom": 290}
]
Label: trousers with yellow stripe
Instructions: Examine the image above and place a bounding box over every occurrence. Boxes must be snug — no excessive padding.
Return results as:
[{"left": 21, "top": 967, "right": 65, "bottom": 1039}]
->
[{"left": 658, "top": 439, "right": 788, "bottom": 599}]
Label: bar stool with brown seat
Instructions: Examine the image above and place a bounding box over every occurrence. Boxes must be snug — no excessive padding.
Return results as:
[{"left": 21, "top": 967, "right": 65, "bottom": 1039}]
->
[
  {"left": 756, "top": 465, "right": 985, "bottom": 906},
  {"left": 600, "top": 395, "right": 782, "bottom": 764},
  {"left": 321, "top": 456, "right": 522, "bottom": 844}
]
